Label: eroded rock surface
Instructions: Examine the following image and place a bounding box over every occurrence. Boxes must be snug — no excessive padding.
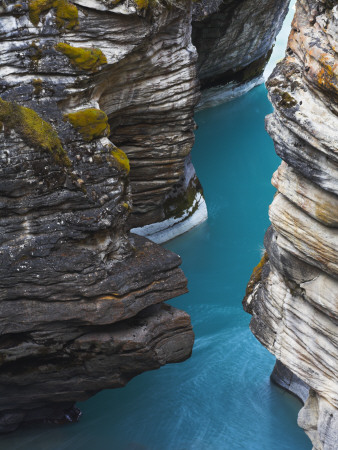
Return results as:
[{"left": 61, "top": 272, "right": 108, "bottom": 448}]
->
[
  {"left": 0, "top": 0, "right": 194, "bottom": 432},
  {"left": 243, "top": 1, "right": 338, "bottom": 448},
  {"left": 192, "top": 0, "right": 291, "bottom": 108}
]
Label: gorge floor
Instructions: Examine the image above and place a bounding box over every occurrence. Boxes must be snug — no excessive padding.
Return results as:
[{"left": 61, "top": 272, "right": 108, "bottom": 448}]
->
[{"left": 0, "top": 84, "right": 312, "bottom": 450}]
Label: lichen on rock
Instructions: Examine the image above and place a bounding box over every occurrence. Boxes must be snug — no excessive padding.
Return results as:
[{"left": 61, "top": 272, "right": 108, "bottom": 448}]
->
[
  {"left": 109, "top": 147, "right": 130, "bottom": 174},
  {"left": 64, "top": 108, "right": 110, "bottom": 141},
  {"left": 55, "top": 43, "right": 107, "bottom": 71},
  {"left": 28, "top": 0, "right": 79, "bottom": 29},
  {"left": 134, "top": 0, "right": 149, "bottom": 9},
  {"left": 0, "top": 98, "right": 71, "bottom": 167}
]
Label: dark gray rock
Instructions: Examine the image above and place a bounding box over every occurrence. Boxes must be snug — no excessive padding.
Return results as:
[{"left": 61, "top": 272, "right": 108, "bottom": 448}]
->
[{"left": 192, "top": 0, "right": 290, "bottom": 106}]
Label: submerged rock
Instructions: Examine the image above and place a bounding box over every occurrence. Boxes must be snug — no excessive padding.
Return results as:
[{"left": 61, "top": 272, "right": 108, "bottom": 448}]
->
[{"left": 244, "top": 0, "right": 338, "bottom": 448}]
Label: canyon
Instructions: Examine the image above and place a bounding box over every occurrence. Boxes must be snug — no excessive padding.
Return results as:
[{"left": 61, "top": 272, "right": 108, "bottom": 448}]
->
[{"left": 1, "top": 0, "right": 337, "bottom": 448}]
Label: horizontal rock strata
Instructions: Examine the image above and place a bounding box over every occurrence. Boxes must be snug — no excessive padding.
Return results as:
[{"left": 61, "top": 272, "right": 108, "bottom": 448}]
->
[
  {"left": 192, "top": 0, "right": 291, "bottom": 108},
  {"left": 0, "top": 0, "right": 195, "bottom": 432},
  {"left": 243, "top": 0, "right": 338, "bottom": 448}
]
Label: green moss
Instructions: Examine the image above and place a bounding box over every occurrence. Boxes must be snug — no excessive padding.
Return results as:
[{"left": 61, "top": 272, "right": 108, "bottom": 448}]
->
[
  {"left": 0, "top": 98, "right": 71, "bottom": 167},
  {"left": 274, "top": 89, "right": 298, "bottom": 108},
  {"left": 32, "top": 78, "right": 43, "bottom": 96},
  {"left": 135, "top": 0, "right": 149, "bottom": 9},
  {"left": 28, "top": 0, "right": 78, "bottom": 29},
  {"left": 110, "top": 148, "right": 130, "bottom": 173},
  {"left": 29, "top": 41, "right": 43, "bottom": 62},
  {"left": 64, "top": 108, "right": 110, "bottom": 141},
  {"left": 164, "top": 174, "right": 203, "bottom": 220},
  {"left": 55, "top": 43, "right": 107, "bottom": 72}
]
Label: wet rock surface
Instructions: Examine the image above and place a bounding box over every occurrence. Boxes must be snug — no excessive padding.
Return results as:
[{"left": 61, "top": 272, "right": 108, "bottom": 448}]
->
[{"left": 244, "top": 1, "right": 338, "bottom": 448}]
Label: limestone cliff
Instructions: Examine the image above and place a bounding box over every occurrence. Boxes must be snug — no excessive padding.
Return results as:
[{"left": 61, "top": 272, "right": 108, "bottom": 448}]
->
[
  {"left": 192, "top": 0, "right": 291, "bottom": 108},
  {"left": 243, "top": 1, "right": 338, "bottom": 448},
  {"left": 0, "top": 0, "right": 195, "bottom": 432}
]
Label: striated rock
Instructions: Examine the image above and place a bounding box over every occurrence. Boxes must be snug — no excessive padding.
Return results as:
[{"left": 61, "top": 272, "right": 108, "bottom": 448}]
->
[
  {"left": 0, "top": 0, "right": 195, "bottom": 432},
  {"left": 1, "top": 0, "right": 207, "bottom": 242},
  {"left": 192, "top": 0, "right": 291, "bottom": 108},
  {"left": 244, "top": 0, "right": 338, "bottom": 448},
  {"left": 271, "top": 359, "right": 310, "bottom": 404},
  {"left": 97, "top": 4, "right": 208, "bottom": 237},
  {"left": 0, "top": 301, "right": 193, "bottom": 432},
  {"left": 272, "top": 161, "right": 338, "bottom": 227}
]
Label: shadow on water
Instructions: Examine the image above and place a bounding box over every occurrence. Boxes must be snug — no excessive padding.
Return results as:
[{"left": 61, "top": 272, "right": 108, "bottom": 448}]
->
[{"left": 0, "top": 84, "right": 312, "bottom": 450}]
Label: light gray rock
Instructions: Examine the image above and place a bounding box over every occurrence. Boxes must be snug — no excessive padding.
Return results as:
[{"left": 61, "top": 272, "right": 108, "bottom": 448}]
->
[{"left": 244, "top": 1, "right": 338, "bottom": 448}]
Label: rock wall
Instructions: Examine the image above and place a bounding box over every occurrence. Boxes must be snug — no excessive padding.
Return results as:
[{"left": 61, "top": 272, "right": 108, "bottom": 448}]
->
[
  {"left": 0, "top": 0, "right": 194, "bottom": 432},
  {"left": 243, "top": 1, "right": 338, "bottom": 448},
  {"left": 192, "top": 0, "right": 291, "bottom": 108},
  {"left": 0, "top": 0, "right": 321, "bottom": 437}
]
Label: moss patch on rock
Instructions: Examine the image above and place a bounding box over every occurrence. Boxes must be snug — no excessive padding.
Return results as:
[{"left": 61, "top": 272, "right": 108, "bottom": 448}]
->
[
  {"left": 110, "top": 147, "right": 130, "bottom": 173},
  {"left": 164, "top": 174, "right": 203, "bottom": 220},
  {"left": 134, "top": 0, "right": 149, "bottom": 9},
  {"left": 0, "top": 98, "right": 71, "bottom": 167},
  {"left": 64, "top": 108, "right": 110, "bottom": 141},
  {"left": 243, "top": 252, "right": 269, "bottom": 314},
  {"left": 55, "top": 43, "right": 107, "bottom": 72},
  {"left": 28, "top": 0, "right": 78, "bottom": 29},
  {"left": 278, "top": 90, "right": 297, "bottom": 108},
  {"left": 32, "top": 78, "right": 43, "bottom": 96}
]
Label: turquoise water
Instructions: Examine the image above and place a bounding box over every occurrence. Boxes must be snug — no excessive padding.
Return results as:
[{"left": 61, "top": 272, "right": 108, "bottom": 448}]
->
[{"left": 0, "top": 85, "right": 311, "bottom": 449}]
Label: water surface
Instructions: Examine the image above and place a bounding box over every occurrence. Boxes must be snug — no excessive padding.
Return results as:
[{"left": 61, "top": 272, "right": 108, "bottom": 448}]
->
[{"left": 0, "top": 85, "right": 311, "bottom": 450}]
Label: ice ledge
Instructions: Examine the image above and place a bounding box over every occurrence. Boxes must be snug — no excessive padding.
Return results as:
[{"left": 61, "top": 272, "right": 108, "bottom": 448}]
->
[{"left": 131, "top": 193, "right": 208, "bottom": 244}]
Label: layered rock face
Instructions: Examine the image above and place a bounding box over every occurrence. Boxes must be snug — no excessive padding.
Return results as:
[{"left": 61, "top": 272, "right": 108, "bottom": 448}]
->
[
  {"left": 96, "top": 2, "right": 207, "bottom": 237},
  {"left": 243, "top": 1, "right": 338, "bottom": 448},
  {"left": 0, "top": 0, "right": 194, "bottom": 432},
  {"left": 192, "top": 0, "right": 291, "bottom": 108}
]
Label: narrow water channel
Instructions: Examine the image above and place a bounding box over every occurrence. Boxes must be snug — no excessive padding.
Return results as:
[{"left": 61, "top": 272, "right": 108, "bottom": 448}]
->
[
  {"left": 0, "top": 2, "right": 313, "bottom": 448},
  {"left": 0, "top": 84, "right": 311, "bottom": 450}
]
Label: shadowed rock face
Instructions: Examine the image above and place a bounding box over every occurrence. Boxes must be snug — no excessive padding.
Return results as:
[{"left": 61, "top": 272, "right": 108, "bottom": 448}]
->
[
  {"left": 243, "top": 1, "right": 338, "bottom": 448},
  {"left": 0, "top": 0, "right": 194, "bottom": 432},
  {"left": 192, "top": 0, "right": 291, "bottom": 107}
]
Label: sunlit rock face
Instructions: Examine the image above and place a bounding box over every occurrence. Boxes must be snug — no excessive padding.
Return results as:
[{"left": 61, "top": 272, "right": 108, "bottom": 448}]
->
[
  {"left": 243, "top": 1, "right": 338, "bottom": 448},
  {"left": 192, "top": 0, "right": 291, "bottom": 108},
  {"left": 0, "top": 0, "right": 194, "bottom": 432}
]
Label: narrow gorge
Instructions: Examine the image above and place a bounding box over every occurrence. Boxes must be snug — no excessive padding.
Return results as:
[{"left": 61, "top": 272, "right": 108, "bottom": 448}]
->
[{"left": 0, "top": 0, "right": 336, "bottom": 449}]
